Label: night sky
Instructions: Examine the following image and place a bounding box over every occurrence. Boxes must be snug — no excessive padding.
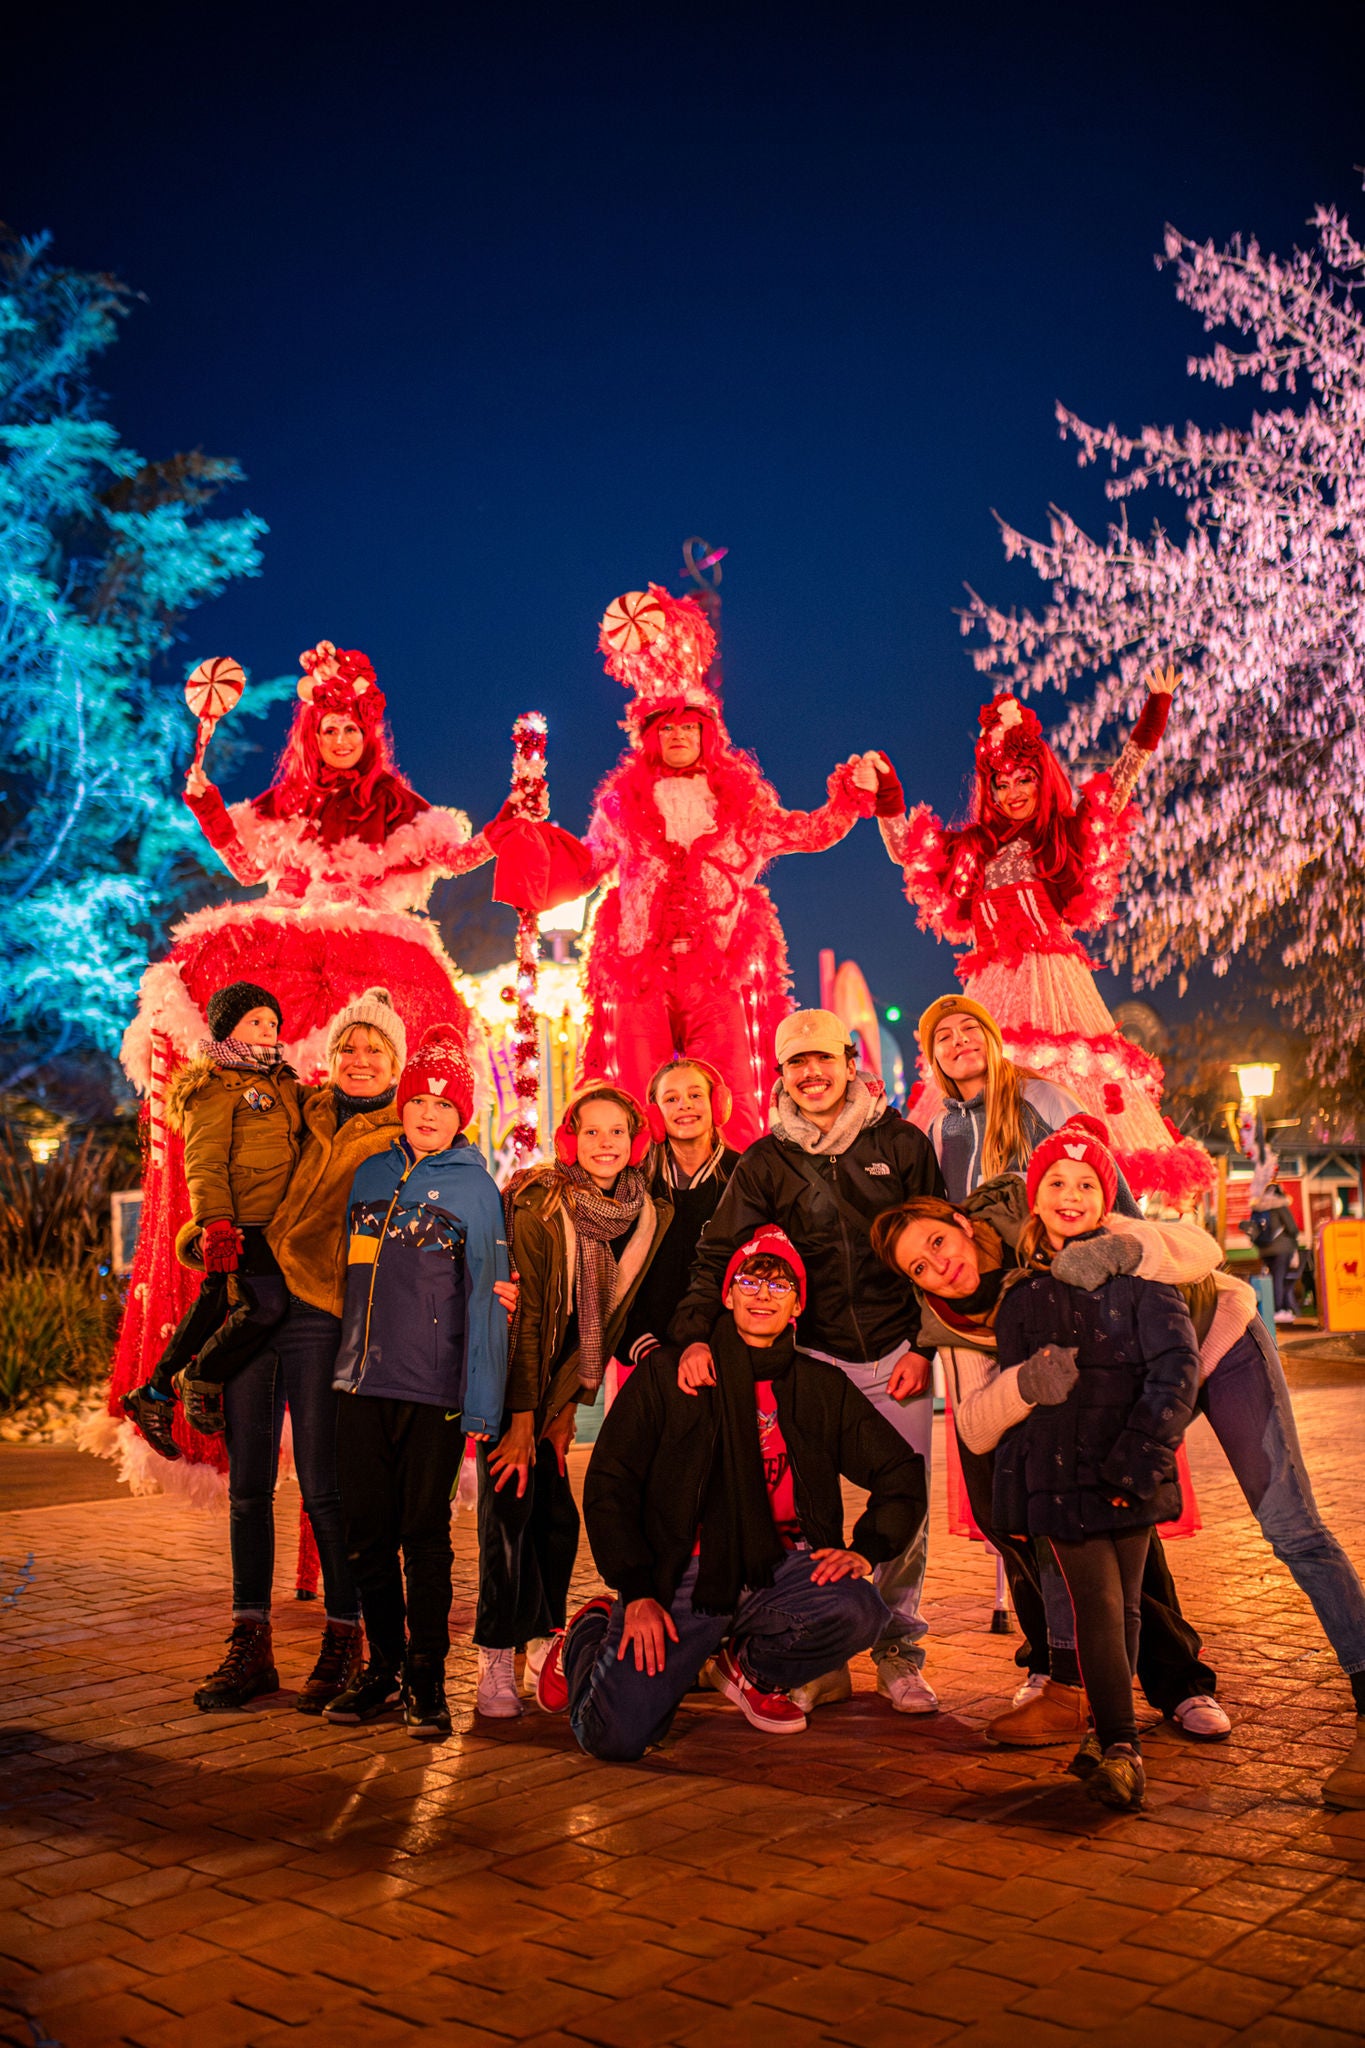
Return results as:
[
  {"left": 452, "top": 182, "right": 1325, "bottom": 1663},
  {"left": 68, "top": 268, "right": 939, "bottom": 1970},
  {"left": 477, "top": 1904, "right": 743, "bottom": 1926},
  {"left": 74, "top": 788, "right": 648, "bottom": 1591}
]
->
[{"left": 7, "top": 1, "right": 1364, "bottom": 1036}]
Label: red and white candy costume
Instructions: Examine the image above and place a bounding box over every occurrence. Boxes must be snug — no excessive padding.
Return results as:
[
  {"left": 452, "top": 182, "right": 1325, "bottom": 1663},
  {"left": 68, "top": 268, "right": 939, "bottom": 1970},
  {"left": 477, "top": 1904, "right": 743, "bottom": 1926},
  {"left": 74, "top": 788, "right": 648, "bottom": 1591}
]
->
[
  {"left": 107, "top": 642, "right": 521, "bottom": 1487},
  {"left": 573, "top": 587, "right": 876, "bottom": 1149},
  {"left": 883, "top": 688, "right": 1213, "bottom": 1205}
]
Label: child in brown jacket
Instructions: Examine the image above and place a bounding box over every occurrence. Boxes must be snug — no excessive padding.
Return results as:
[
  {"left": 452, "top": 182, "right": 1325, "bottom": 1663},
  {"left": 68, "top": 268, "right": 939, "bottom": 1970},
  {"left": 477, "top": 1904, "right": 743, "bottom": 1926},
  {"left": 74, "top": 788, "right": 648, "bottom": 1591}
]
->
[{"left": 122, "top": 980, "right": 304, "bottom": 1457}]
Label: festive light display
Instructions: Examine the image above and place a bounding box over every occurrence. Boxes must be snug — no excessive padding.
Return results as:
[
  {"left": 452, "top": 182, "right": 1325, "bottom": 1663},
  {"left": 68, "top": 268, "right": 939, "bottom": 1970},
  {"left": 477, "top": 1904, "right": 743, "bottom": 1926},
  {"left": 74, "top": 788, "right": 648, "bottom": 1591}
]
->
[
  {"left": 0, "top": 229, "right": 287, "bottom": 1086},
  {"left": 963, "top": 182, "right": 1365, "bottom": 1077},
  {"left": 503, "top": 712, "right": 550, "bottom": 1162}
]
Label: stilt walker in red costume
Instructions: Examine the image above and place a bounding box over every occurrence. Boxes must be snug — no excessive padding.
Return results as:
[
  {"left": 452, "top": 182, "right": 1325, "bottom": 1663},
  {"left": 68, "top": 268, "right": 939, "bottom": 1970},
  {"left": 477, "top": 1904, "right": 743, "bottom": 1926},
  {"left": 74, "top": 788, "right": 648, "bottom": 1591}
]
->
[
  {"left": 573, "top": 587, "right": 879, "bottom": 1149},
  {"left": 875, "top": 669, "right": 1213, "bottom": 1204},
  {"left": 107, "top": 639, "right": 536, "bottom": 1489}
]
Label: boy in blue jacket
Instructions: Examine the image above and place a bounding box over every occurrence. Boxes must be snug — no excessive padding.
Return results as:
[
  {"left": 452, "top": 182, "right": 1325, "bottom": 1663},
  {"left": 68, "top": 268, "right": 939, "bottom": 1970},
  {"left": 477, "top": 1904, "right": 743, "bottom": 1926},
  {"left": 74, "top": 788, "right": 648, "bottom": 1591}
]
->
[{"left": 327, "top": 1023, "right": 509, "bottom": 1738}]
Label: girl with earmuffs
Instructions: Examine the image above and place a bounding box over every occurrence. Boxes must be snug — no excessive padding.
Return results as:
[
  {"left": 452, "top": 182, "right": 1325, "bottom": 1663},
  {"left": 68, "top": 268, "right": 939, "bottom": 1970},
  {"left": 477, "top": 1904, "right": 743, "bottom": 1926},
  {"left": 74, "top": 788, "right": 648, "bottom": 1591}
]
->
[
  {"left": 473, "top": 1082, "right": 673, "bottom": 1718},
  {"left": 612, "top": 1059, "right": 743, "bottom": 1398}
]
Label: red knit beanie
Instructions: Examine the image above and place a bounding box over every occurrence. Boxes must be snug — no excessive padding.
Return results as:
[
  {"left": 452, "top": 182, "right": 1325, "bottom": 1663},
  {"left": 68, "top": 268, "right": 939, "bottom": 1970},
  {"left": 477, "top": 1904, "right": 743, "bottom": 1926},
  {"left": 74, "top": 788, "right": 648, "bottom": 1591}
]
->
[
  {"left": 722, "top": 1226, "right": 808, "bottom": 1310},
  {"left": 1025, "top": 1113, "right": 1118, "bottom": 1213},
  {"left": 396, "top": 1024, "right": 475, "bottom": 1127}
]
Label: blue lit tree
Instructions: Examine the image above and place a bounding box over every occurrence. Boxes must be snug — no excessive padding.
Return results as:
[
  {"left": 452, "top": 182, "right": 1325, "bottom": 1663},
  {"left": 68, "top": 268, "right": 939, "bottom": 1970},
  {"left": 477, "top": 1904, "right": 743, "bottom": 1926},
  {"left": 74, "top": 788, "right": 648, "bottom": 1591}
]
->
[{"left": 0, "top": 227, "right": 290, "bottom": 1091}]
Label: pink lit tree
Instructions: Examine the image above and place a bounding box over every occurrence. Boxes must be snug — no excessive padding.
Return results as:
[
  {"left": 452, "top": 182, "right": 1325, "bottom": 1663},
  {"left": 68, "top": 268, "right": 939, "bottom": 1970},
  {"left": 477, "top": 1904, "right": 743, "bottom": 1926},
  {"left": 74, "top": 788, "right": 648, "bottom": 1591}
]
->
[{"left": 963, "top": 184, "right": 1365, "bottom": 1078}]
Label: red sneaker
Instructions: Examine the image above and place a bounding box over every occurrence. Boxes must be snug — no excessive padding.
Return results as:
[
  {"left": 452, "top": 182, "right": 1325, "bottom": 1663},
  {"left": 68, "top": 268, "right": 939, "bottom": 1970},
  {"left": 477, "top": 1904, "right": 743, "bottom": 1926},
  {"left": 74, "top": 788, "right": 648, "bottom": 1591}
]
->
[
  {"left": 705, "top": 1645, "right": 807, "bottom": 1733},
  {"left": 535, "top": 1596, "right": 613, "bottom": 1713}
]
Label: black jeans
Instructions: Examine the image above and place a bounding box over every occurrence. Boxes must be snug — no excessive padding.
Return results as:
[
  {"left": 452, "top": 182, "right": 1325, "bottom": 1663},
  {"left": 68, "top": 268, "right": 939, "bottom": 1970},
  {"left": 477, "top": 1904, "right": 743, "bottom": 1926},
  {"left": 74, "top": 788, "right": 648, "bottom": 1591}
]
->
[
  {"left": 221, "top": 1300, "right": 358, "bottom": 1622},
  {"left": 1053, "top": 1530, "right": 1150, "bottom": 1749},
  {"left": 955, "top": 1433, "right": 1053, "bottom": 1678},
  {"left": 334, "top": 1395, "right": 466, "bottom": 1666},
  {"left": 150, "top": 1229, "right": 286, "bottom": 1394},
  {"left": 474, "top": 1432, "right": 580, "bottom": 1649}
]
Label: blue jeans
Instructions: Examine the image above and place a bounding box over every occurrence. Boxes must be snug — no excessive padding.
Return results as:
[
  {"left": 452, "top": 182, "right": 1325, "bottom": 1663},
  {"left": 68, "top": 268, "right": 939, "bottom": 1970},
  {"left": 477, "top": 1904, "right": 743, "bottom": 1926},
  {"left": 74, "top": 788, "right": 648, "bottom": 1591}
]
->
[
  {"left": 564, "top": 1549, "right": 888, "bottom": 1763},
  {"left": 222, "top": 1298, "right": 359, "bottom": 1623},
  {"left": 800, "top": 1343, "right": 931, "bottom": 1671},
  {"left": 1202, "top": 1320, "right": 1365, "bottom": 1677}
]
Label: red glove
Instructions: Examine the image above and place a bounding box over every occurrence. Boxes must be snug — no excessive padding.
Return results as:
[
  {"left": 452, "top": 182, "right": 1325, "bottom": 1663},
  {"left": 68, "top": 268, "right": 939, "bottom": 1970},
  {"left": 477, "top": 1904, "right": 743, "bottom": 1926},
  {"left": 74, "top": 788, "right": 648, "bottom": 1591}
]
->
[
  {"left": 872, "top": 755, "right": 906, "bottom": 818},
  {"left": 201, "top": 1220, "right": 243, "bottom": 1274},
  {"left": 1131, "top": 689, "right": 1172, "bottom": 752}
]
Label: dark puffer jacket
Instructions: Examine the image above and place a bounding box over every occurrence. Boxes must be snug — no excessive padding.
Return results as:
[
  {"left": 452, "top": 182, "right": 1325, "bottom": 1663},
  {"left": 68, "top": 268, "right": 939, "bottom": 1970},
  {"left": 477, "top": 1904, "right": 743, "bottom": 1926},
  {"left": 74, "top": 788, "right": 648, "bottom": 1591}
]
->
[{"left": 992, "top": 1268, "right": 1200, "bottom": 1542}]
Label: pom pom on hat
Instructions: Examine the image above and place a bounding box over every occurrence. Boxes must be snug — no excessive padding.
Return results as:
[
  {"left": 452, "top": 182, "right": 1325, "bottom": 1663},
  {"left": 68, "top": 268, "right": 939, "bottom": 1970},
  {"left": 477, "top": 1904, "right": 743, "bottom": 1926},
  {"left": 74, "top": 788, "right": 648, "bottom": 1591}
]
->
[
  {"left": 327, "top": 986, "right": 408, "bottom": 1070},
  {"left": 1026, "top": 1113, "right": 1119, "bottom": 1214},
  {"left": 207, "top": 981, "right": 283, "bottom": 1042},
  {"left": 722, "top": 1226, "right": 808, "bottom": 1310},
  {"left": 397, "top": 1023, "right": 475, "bottom": 1127}
]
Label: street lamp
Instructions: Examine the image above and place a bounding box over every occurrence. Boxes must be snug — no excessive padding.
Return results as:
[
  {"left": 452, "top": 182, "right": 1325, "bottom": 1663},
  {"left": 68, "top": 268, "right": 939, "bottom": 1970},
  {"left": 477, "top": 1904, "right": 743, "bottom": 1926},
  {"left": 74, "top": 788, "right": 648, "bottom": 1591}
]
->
[
  {"left": 538, "top": 894, "right": 589, "bottom": 965},
  {"left": 1233, "top": 1062, "right": 1278, "bottom": 1105}
]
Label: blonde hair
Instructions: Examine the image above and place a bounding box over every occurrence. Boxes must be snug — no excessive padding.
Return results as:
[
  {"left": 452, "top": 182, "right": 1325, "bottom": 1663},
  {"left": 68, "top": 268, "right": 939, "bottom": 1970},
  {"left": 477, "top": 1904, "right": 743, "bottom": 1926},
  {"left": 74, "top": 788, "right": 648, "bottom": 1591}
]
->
[
  {"left": 930, "top": 1019, "right": 1038, "bottom": 1182},
  {"left": 332, "top": 1022, "right": 398, "bottom": 1074}
]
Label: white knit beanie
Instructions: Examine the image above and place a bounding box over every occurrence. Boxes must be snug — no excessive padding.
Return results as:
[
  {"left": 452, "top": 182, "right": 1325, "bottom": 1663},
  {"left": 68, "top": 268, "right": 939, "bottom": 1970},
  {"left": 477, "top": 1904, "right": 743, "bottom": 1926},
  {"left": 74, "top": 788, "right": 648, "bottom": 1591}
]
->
[{"left": 326, "top": 986, "right": 407, "bottom": 1070}]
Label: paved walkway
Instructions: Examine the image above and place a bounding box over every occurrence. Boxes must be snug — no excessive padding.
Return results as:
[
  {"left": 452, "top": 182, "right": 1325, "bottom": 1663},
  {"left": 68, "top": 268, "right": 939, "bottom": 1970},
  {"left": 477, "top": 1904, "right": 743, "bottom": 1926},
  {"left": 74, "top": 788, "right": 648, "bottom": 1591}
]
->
[{"left": 3, "top": 1369, "right": 1365, "bottom": 2047}]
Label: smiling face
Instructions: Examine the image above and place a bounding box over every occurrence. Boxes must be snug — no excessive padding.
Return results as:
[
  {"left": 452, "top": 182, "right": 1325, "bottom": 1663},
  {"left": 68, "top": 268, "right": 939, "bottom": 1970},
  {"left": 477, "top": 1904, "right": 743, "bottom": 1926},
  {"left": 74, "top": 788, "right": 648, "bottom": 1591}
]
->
[
  {"left": 725, "top": 1258, "right": 799, "bottom": 1343},
  {"left": 654, "top": 1064, "right": 714, "bottom": 1146},
  {"left": 892, "top": 1214, "right": 981, "bottom": 1298},
  {"left": 233, "top": 1005, "right": 280, "bottom": 1049},
  {"left": 317, "top": 712, "right": 365, "bottom": 771},
  {"left": 931, "top": 1012, "right": 989, "bottom": 1091},
  {"left": 780, "top": 1047, "right": 855, "bottom": 1124},
  {"left": 573, "top": 1097, "right": 634, "bottom": 1189},
  {"left": 403, "top": 1092, "right": 464, "bottom": 1156},
  {"left": 656, "top": 716, "right": 703, "bottom": 771},
  {"left": 1034, "top": 1158, "right": 1107, "bottom": 1248},
  {"left": 333, "top": 1023, "right": 398, "bottom": 1099},
  {"left": 991, "top": 765, "right": 1039, "bottom": 823}
]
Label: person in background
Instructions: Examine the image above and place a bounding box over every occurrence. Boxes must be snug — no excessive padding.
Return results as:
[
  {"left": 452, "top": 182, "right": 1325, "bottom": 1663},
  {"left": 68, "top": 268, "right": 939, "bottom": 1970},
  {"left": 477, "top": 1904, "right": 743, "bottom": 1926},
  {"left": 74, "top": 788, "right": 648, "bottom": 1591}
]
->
[
  {"left": 671, "top": 1009, "right": 944, "bottom": 1714},
  {"left": 1249, "top": 1183, "right": 1302, "bottom": 1324},
  {"left": 914, "top": 993, "right": 1228, "bottom": 1747},
  {"left": 325, "top": 1024, "right": 509, "bottom": 1739},
  {"left": 614, "top": 1058, "right": 741, "bottom": 1389},
  {"left": 474, "top": 1083, "right": 671, "bottom": 1719},
  {"left": 536, "top": 1228, "right": 924, "bottom": 1759},
  {"left": 994, "top": 1116, "right": 1203, "bottom": 1811}
]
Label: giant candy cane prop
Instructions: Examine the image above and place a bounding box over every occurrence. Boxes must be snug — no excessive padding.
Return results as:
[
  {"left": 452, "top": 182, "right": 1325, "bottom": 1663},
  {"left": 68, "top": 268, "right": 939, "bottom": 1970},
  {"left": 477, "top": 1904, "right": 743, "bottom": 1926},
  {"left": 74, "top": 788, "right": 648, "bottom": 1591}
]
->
[{"left": 504, "top": 712, "right": 549, "bottom": 1163}]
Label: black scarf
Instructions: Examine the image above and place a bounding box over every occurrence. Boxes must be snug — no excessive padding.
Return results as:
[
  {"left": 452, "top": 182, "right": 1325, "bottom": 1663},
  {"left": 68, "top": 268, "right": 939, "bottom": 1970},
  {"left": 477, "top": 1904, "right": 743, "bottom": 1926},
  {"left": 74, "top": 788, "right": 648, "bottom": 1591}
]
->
[
  {"left": 334, "top": 1083, "right": 397, "bottom": 1128},
  {"left": 693, "top": 1317, "right": 794, "bottom": 1615}
]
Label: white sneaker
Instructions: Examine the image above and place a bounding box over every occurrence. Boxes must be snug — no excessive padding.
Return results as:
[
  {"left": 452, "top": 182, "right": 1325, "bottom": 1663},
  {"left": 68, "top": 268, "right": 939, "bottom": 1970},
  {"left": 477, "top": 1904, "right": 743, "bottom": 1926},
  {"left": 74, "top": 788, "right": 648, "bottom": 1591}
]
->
[
  {"left": 789, "top": 1663, "right": 853, "bottom": 1713},
  {"left": 523, "top": 1637, "right": 552, "bottom": 1682},
  {"left": 1274, "top": 1310, "right": 1295, "bottom": 1325},
  {"left": 1012, "top": 1669, "right": 1050, "bottom": 1709},
  {"left": 1170, "top": 1693, "right": 1231, "bottom": 1740},
  {"left": 876, "top": 1661, "right": 939, "bottom": 1714},
  {"left": 476, "top": 1646, "right": 522, "bottom": 1717}
]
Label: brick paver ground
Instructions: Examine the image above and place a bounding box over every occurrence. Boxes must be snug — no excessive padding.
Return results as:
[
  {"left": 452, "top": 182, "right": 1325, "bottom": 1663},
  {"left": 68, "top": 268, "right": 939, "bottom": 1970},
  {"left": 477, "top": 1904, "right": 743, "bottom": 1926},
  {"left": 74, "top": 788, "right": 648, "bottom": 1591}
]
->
[{"left": 3, "top": 1360, "right": 1365, "bottom": 2046}]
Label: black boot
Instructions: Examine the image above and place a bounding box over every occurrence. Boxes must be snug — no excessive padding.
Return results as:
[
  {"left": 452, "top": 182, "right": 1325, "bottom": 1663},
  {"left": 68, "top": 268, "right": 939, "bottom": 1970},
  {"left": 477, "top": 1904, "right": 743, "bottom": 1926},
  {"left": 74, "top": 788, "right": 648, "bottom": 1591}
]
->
[
  {"left": 403, "top": 1654, "right": 452, "bottom": 1740},
  {"left": 174, "top": 1371, "right": 225, "bottom": 1438},
  {"left": 324, "top": 1652, "right": 403, "bottom": 1725},
  {"left": 296, "top": 1620, "right": 365, "bottom": 1715},
  {"left": 194, "top": 1620, "right": 279, "bottom": 1711},
  {"left": 121, "top": 1383, "right": 182, "bottom": 1461}
]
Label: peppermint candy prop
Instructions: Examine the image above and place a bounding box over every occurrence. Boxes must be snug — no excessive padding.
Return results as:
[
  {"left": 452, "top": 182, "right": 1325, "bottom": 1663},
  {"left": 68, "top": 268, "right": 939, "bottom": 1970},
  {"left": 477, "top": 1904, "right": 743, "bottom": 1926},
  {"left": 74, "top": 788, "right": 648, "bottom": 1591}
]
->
[{"left": 184, "top": 656, "right": 245, "bottom": 776}]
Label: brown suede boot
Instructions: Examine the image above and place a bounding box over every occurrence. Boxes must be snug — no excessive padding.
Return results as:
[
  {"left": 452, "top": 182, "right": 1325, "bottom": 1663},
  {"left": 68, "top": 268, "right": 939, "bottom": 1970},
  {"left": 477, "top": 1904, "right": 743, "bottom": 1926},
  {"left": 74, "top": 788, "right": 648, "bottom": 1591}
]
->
[
  {"left": 296, "top": 1620, "right": 365, "bottom": 1715},
  {"left": 194, "top": 1620, "right": 279, "bottom": 1711},
  {"left": 1323, "top": 1717, "right": 1365, "bottom": 1809},
  {"left": 986, "top": 1678, "right": 1089, "bottom": 1747}
]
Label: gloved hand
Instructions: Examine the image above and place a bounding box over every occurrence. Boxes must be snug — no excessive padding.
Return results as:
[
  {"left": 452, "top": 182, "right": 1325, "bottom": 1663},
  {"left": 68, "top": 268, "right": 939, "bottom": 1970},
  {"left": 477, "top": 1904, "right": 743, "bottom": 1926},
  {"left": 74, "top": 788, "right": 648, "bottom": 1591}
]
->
[
  {"left": 201, "top": 1219, "right": 244, "bottom": 1274},
  {"left": 868, "top": 751, "right": 906, "bottom": 818},
  {"left": 1052, "top": 1233, "right": 1143, "bottom": 1290},
  {"left": 1016, "top": 1343, "right": 1079, "bottom": 1406}
]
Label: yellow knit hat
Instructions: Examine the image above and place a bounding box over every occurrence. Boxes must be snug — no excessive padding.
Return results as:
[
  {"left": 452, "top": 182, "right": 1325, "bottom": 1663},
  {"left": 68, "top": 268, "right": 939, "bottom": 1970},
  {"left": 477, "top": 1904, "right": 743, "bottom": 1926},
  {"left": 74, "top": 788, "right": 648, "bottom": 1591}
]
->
[{"left": 917, "top": 995, "right": 1003, "bottom": 1076}]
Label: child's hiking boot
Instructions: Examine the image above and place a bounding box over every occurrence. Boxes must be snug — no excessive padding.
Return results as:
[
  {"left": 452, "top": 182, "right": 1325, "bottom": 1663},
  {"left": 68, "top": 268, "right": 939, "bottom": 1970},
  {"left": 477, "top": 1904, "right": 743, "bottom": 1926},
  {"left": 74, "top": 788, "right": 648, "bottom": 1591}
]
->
[
  {"left": 324, "top": 1654, "right": 403, "bottom": 1724},
  {"left": 403, "top": 1654, "right": 452, "bottom": 1739},
  {"left": 1085, "top": 1742, "right": 1145, "bottom": 1810},
  {"left": 1066, "top": 1729, "right": 1103, "bottom": 1780},
  {"left": 296, "top": 1620, "right": 364, "bottom": 1715},
  {"left": 121, "top": 1383, "right": 181, "bottom": 1461},
  {"left": 174, "top": 1371, "right": 225, "bottom": 1437},
  {"left": 194, "top": 1620, "right": 279, "bottom": 1711}
]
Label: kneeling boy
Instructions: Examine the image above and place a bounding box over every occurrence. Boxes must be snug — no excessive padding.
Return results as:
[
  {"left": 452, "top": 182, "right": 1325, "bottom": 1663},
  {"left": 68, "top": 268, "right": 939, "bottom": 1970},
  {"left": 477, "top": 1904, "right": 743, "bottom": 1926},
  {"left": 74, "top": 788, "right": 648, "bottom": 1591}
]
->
[{"left": 538, "top": 1227, "right": 925, "bottom": 1760}]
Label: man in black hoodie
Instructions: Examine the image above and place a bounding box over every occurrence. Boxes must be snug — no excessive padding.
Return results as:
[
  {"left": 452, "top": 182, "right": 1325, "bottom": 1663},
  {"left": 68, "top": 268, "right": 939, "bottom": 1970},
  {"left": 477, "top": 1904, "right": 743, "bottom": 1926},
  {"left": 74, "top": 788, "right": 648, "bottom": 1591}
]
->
[{"left": 535, "top": 1228, "right": 925, "bottom": 1762}]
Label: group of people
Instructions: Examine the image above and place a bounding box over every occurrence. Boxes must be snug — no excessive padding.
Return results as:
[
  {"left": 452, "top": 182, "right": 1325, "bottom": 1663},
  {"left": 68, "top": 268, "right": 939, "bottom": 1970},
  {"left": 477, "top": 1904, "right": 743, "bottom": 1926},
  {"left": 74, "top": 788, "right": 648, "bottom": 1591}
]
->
[
  {"left": 106, "top": 589, "right": 1365, "bottom": 1817},
  {"left": 121, "top": 970, "right": 1365, "bottom": 1814}
]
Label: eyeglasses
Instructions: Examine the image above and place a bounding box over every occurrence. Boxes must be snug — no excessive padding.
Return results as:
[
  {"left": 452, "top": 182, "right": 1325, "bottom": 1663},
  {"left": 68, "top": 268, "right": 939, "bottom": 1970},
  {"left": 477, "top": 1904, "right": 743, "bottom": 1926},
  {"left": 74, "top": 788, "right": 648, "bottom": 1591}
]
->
[{"left": 732, "top": 1275, "right": 796, "bottom": 1298}]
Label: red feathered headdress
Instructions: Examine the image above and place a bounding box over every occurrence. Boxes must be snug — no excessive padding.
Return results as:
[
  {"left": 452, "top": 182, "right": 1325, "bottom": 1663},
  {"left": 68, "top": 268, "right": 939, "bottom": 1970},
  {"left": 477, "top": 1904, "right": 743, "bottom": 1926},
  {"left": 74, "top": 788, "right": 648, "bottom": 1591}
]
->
[{"left": 599, "top": 585, "right": 722, "bottom": 742}]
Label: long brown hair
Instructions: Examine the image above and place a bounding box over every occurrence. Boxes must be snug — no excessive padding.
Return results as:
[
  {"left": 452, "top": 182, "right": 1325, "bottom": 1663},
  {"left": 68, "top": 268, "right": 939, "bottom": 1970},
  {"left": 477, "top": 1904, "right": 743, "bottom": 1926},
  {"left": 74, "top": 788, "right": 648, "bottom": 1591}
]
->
[
  {"left": 870, "top": 1195, "right": 1003, "bottom": 1281},
  {"left": 930, "top": 1017, "right": 1038, "bottom": 1181}
]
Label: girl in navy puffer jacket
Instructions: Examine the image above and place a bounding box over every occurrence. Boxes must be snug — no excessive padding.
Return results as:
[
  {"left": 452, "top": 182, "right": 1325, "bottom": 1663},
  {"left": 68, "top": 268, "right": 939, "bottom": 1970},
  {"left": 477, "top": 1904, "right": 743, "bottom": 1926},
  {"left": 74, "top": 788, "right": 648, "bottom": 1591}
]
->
[{"left": 993, "top": 1116, "right": 1200, "bottom": 1811}]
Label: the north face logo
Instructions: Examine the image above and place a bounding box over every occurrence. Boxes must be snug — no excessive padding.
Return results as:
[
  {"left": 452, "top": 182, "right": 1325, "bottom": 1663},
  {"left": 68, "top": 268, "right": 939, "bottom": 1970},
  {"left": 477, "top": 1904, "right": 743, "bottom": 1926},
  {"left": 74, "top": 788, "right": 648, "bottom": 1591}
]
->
[{"left": 865, "top": 1162, "right": 891, "bottom": 1176}]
